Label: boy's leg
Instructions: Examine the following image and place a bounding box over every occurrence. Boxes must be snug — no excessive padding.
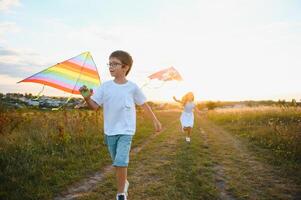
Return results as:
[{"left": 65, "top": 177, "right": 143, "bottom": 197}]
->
[
  {"left": 105, "top": 135, "right": 117, "bottom": 161},
  {"left": 113, "top": 135, "right": 133, "bottom": 194},
  {"left": 116, "top": 167, "right": 127, "bottom": 193}
]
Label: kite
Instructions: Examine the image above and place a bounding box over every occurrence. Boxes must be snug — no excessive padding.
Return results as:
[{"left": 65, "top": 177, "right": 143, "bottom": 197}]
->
[
  {"left": 148, "top": 66, "right": 183, "bottom": 81},
  {"left": 18, "top": 52, "right": 101, "bottom": 109},
  {"left": 19, "top": 52, "right": 100, "bottom": 95},
  {"left": 142, "top": 66, "right": 182, "bottom": 89}
]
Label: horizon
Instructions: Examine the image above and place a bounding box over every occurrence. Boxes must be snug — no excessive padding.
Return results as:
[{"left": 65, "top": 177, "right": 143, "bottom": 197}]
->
[
  {"left": 1, "top": 0, "right": 301, "bottom": 101},
  {"left": 2, "top": 91, "right": 299, "bottom": 104}
]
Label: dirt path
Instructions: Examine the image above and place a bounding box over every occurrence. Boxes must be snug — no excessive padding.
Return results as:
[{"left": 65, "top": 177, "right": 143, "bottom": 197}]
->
[
  {"left": 54, "top": 118, "right": 179, "bottom": 200},
  {"left": 54, "top": 114, "right": 300, "bottom": 200},
  {"left": 77, "top": 115, "right": 218, "bottom": 200},
  {"left": 199, "top": 117, "right": 300, "bottom": 200}
]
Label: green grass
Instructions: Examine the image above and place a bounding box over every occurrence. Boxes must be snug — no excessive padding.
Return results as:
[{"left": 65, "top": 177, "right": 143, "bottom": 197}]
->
[
  {"left": 2, "top": 106, "right": 300, "bottom": 199},
  {"left": 199, "top": 115, "right": 301, "bottom": 199},
  {"left": 0, "top": 109, "right": 156, "bottom": 200},
  {"left": 207, "top": 106, "right": 301, "bottom": 182},
  {"left": 80, "top": 113, "right": 218, "bottom": 200},
  {"left": 169, "top": 128, "right": 217, "bottom": 199},
  {"left": 207, "top": 107, "right": 301, "bottom": 162},
  {"left": 0, "top": 110, "right": 107, "bottom": 199}
]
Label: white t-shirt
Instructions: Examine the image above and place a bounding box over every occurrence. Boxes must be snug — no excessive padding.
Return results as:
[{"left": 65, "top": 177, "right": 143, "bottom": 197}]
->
[{"left": 91, "top": 80, "right": 146, "bottom": 136}]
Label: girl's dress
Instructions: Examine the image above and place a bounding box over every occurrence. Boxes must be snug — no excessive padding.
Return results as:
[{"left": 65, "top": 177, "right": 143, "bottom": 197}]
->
[{"left": 180, "top": 102, "right": 195, "bottom": 130}]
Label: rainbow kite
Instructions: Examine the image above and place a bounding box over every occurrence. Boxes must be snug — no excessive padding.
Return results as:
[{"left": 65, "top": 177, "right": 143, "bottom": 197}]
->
[{"left": 19, "top": 52, "right": 101, "bottom": 95}]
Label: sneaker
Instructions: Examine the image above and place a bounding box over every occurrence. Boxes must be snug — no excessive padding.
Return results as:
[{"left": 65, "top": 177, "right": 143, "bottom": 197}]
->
[
  {"left": 116, "top": 193, "right": 127, "bottom": 200},
  {"left": 124, "top": 180, "right": 129, "bottom": 196},
  {"left": 187, "top": 137, "right": 191, "bottom": 142}
]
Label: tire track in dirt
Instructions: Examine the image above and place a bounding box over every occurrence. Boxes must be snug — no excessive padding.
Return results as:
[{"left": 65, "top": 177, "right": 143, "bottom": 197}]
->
[
  {"left": 199, "top": 117, "right": 300, "bottom": 200},
  {"left": 125, "top": 125, "right": 181, "bottom": 199},
  {"left": 122, "top": 116, "right": 218, "bottom": 200},
  {"left": 198, "top": 126, "right": 236, "bottom": 200},
  {"left": 54, "top": 119, "right": 179, "bottom": 200}
]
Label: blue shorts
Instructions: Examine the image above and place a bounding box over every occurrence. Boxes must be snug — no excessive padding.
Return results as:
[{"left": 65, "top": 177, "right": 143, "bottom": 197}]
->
[{"left": 104, "top": 134, "right": 133, "bottom": 167}]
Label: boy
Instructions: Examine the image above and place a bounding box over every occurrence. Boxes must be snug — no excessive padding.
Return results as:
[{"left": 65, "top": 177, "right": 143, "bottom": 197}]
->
[{"left": 79, "top": 50, "right": 162, "bottom": 200}]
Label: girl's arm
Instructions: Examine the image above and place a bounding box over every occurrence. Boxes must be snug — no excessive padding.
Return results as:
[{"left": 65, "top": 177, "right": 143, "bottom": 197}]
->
[
  {"left": 194, "top": 106, "right": 202, "bottom": 117},
  {"left": 173, "top": 96, "right": 182, "bottom": 104},
  {"left": 141, "top": 103, "right": 162, "bottom": 132}
]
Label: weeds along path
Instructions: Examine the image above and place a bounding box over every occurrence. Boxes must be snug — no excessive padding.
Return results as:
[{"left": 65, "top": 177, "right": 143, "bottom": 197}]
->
[
  {"left": 78, "top": 114, "right": 219, "bottom": 200},
  {"left": 54, "top": 113, "right": 179, "bottom": 200},
  {"left": 199, "top": 117, "right": 300, "bottom": 200},
  {"left": 55, "top": 113, "right": 300, "bottom": 200}
]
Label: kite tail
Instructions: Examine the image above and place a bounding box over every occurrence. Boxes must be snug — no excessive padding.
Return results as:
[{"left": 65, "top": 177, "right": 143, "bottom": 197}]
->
[
  {"left": 33, "top": 85, "right": 45, "bottom": 100},
  {"left": 52, "top": 95, "right": 73, "bottom": 111}
]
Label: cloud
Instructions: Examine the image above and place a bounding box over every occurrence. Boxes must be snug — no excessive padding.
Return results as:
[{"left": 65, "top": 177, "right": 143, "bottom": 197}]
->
[
  {"left": 1, "top": 0, "right": 300, "bottom": 100},
  {"left": 0, "top": 46, "right": 50, "bottom": 78},
  {"left": 0, "top": 74, "right": 21, "bottom": 84},
  {"left": 0, "top": 46, "right": 19, "bottom": 55},
  {"left": 0, "top": 61, "right": 42, "bottom": 77},
  {"left": 0, "top": 0, "right": 20, "bottom": 12},
  {"left": 0, "top": 22, "right": 20, "bottom": 43},
  {"left": 0, "top": 74, "right": 61, "bottom": 96}
]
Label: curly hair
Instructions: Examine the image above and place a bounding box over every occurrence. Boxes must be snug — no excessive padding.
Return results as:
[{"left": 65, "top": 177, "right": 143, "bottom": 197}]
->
[{"left": 181, "top": 92, "right": 194, "bottom": 105}]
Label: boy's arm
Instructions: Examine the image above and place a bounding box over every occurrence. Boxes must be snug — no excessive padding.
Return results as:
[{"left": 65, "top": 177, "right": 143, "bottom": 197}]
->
[
  {"left": 84, "top": 96, "right": 99, "bottom": 111},
  {"left": 141, "top": 102, "right": 162, "bottom": 132},
  {"left": 79, "top": 85, "right": 99, "bottom": 111}
]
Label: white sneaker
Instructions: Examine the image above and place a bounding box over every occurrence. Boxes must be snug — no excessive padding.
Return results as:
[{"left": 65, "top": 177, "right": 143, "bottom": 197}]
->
[
  {"left": 186, "top": 137, "right": 191, "bottom": 142},
  {"left": 116, "top": 193, "right": 127, "bottom": 200},
  {"left": 124, "top": 180, "right": 129, "bottom": 196}
]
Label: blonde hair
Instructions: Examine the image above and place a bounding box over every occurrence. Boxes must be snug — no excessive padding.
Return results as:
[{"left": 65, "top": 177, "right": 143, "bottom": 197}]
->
[{"left": 181, "top": 92, "right": 194, "bottom": 105}]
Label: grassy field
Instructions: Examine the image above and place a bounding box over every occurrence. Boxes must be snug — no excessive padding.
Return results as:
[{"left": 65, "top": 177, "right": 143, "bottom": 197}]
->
[
  {"left": 0, "top": 109, "right": 106, "bottom": 200},
  {"left": 0, "top": 108, "right": 157, "bottom": 200},
  {"left": 207, "top": 107, "right": 301, "bottom": 179},
  {"left": 1, "top": 106, "right": 300, "bottom": 199},
  {"left": 79, "top": 112, "right": 219, "bottom": 200}
]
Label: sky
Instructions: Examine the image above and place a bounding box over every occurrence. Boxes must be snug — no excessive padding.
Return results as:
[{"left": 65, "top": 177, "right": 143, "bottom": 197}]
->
[{"left": 0, "top": 0, "right": 301, "bottom": 101}]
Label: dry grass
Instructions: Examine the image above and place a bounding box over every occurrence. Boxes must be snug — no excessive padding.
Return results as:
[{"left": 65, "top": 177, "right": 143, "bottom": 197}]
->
[
  {"left": 207, "top": 106, "right": 301, "bottom": 163},
  {"left": 0, "top": 108, "right": 154, "bottom": 200},
  {"left": 1, "top": 106, "right": 300, "bottom": 199}
]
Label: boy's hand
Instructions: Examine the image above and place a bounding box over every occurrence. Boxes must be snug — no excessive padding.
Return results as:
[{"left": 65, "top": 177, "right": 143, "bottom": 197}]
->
[
  {"left": 79, "top": 85, "right": 93, "bottom": 100},
  {"left": 153, "top": 119, "right": 162, "bottom": 133}
]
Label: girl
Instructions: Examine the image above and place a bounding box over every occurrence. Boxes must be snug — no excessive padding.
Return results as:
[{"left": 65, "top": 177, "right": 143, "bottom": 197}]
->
[{"left": 173, "top": 92, "right": 200, "bottom": 142}]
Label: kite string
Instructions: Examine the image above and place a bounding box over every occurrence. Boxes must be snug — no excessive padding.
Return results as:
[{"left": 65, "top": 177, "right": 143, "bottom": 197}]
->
[
  {"left": 51, "top": 95, "right": 73, "bottom": 111},
  {"left": 140, "top": 79, "right": 167, "bottom": 90},
  {"left": 71, "top": 52, "right": 89, "bottom": 94},
  {"left": 152, "top": 81, "right": 166, "bottom": 89},
  {"left": 33, "top": 85, "right": 45, "bottom": 100},
  {"left": 52, "top": 52, "right": 90, "bottom": 110},
  {"left": 140, "top": 79, "right": 151, "bottom": 89}
]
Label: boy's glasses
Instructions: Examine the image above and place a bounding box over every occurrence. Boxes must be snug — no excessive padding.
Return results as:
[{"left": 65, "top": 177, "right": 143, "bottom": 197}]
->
[{"left": 107, "top": 62, "right": 123, "bottom": 68}]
